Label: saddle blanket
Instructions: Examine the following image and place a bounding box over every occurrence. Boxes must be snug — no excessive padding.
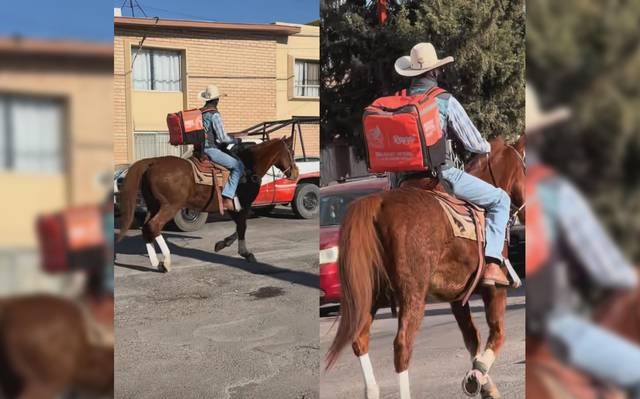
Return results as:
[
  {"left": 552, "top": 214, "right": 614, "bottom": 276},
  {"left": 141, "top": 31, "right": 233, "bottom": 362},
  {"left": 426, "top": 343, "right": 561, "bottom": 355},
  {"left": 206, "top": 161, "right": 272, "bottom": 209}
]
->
[
  {"left": 432, "top": 193, "right": 485, "bottom": 243},
  {"left": 185, "top": 156, "right": 229, "bottom": 188}
]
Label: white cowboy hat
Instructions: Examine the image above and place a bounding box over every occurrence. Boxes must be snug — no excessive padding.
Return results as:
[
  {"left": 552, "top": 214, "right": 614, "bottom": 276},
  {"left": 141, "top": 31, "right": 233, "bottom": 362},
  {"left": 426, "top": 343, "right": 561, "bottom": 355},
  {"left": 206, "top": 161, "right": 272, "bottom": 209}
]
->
[
  {"left": 394, "top": 42, "right": 454, "bottom": 77},
  {"left": 199, "top": 84, "right": 227, "bottom": 102},
  {"left": 526, "top": 85, "right": 570, "bottom": 133}
]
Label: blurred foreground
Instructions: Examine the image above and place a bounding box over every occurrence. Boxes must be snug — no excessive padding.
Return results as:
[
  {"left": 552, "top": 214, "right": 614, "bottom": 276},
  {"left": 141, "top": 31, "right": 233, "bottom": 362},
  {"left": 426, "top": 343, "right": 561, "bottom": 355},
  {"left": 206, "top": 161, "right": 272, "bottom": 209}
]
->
[
  {"left": 0, "top": 36, "right": 113, "bottom": 398},
  {"left": 527, "top": 1, "right": 640, "bottom": 397}
]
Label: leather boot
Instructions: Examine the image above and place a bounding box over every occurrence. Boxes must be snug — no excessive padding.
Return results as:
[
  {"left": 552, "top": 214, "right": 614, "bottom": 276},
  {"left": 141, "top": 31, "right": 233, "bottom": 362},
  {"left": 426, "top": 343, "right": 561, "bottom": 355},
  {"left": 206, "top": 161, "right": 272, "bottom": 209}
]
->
[{"left": 482, "top": 263, "right": 510, "bottom": 287}]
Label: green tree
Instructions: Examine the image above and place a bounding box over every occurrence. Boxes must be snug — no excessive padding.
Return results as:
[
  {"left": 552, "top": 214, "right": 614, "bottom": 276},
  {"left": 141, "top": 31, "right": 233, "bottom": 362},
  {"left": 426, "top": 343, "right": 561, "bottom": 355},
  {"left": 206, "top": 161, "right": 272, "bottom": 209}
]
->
[{"left": 321, "top": 0, "right": 525, "bottom": 156}]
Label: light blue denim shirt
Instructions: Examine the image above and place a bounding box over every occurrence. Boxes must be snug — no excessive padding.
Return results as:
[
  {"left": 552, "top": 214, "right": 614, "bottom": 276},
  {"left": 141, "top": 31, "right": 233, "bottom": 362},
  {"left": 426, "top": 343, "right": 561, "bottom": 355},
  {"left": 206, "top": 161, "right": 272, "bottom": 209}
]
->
[
  {"left": 409, "top": 77, "right": 491, "bottom": 154},
  {"left": 203, "top": 111, "right": 235, "bottom": 148}
]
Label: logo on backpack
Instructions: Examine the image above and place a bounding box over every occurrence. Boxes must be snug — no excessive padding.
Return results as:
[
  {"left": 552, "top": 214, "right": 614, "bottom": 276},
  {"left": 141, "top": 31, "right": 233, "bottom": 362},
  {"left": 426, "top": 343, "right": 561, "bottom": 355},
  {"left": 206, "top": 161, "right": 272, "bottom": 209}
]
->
[{"left": 392, "top": 135, "right": 416, "bottom": 145}]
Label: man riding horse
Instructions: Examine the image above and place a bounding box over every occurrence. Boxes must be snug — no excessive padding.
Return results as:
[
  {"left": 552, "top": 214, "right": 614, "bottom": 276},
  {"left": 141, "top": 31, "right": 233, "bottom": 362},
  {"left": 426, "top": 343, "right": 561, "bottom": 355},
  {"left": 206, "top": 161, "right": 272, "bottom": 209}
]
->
[
  {"left": 393, "top": 42, "right": 511, "bottom": 287},
  {"left": 199, "top": 84, "right": 244, "bottom": 211}
]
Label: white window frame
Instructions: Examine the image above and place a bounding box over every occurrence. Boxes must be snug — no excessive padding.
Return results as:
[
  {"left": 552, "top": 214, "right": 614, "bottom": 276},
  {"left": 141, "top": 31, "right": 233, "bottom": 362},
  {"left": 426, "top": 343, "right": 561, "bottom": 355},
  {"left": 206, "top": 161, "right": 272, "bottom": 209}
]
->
[
  {"left": 131, "top": 47, "right": 183, "bottom": 92},
  {"left": 0, "top": 94, "right": 65, "bottom": 174},
  {"left": 294, "top": 59, "right": 320, "bottom": 98}
]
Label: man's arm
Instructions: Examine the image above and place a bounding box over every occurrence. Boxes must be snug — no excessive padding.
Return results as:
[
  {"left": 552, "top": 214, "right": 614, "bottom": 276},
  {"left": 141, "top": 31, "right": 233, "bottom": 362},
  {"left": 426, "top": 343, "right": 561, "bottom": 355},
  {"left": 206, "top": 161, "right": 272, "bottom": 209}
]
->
[
  {"left": 446, "top": 96, "right": 491, "bottom": 154},
  {"left": 557, "top": 179, "right": 638, "bottom": 289},
  {"left": 211, "top": 113, "right": 238, "bottom": 145}
]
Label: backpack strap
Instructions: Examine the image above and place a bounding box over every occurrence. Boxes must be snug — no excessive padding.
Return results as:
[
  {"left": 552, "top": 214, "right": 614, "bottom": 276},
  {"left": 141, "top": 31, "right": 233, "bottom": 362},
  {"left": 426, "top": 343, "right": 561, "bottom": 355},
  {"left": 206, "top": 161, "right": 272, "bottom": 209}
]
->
[
  {"left": 422, "top": 86, "right": 447, "bottom": 100},
  {"left": 200, "top": 106, "right": 219, "bottom": 114},
  {"left": 394, "top": 89, "right": 407, "bottom": 96}
]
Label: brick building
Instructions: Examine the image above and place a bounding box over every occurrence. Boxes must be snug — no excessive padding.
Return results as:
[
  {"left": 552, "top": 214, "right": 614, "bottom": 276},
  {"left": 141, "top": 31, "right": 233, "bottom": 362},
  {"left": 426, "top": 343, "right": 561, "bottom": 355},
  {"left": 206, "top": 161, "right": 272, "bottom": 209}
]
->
[{"left": 113, "top": 17, "right": 319, "bottom": 165}]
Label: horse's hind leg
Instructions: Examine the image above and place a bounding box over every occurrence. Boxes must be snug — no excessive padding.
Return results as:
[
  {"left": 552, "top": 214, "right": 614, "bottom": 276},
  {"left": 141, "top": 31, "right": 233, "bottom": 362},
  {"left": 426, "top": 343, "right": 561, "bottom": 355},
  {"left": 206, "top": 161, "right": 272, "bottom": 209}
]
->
[
  {"left": 352, "top": 310, "right": 380, "bottom": 399},
  {"left": 144, "top": 204, "right": 179, "bottom": 272},
  {"left": 394, "top": 287, "right": 427, "bottom": 399}
]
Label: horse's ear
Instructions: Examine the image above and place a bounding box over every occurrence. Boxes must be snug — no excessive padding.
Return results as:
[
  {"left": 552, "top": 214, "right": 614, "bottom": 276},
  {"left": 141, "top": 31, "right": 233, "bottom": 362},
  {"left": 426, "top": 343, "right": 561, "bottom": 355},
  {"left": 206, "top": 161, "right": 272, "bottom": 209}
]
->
[{"left": 514, "top": 133, "right": 526, "bottom": 155}]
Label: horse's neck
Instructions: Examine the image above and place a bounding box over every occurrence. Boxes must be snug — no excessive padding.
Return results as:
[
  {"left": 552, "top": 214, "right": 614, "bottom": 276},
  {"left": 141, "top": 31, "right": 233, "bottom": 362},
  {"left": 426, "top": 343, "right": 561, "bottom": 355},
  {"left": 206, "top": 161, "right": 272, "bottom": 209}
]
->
[{"left": 244, "top": 142, "right": 279, "bottom": 178}]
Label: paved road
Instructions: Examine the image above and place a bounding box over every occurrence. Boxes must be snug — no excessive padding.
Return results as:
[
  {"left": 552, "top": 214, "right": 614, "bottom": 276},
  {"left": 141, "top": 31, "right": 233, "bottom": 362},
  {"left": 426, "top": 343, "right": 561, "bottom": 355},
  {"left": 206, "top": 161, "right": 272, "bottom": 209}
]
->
[
  {"left": 320, "top": 286, "right": 525, "bottom": 398},
  {"left": 114, "top": 207, "right": 319, "bottom": 399}
]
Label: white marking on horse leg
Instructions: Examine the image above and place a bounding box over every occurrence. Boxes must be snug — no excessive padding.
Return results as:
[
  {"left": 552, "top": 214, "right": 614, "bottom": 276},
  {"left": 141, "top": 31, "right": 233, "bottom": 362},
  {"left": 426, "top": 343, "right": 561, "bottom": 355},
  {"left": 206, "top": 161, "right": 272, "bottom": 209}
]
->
[
  {"left": 397, "top": 370, "right": 411, "bottom": 399},
  {"left": 238, "top": 239, "right": 249, "bottom": 256},
  {"left": 155, "top": 235, "right": 171, "bottom": 270},
  {"left": 358, "top": 354, "right": 380, "bottom": 399},
  {"left": 145, "top": 242, "right": 159, "bottom": 267},
  {"left": 474, "top": 348, "right": 496, "bottom": 372}
]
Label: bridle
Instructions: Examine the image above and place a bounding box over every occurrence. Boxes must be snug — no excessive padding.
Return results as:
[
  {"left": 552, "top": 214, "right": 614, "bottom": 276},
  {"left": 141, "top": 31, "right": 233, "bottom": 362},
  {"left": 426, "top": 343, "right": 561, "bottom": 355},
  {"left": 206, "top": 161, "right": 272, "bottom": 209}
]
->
[
  {"left": 278, "top": 138, "right": 295, "bottom": 178},
  {"left": 487, "top": 143, "right": 526, "bottom": 226}
]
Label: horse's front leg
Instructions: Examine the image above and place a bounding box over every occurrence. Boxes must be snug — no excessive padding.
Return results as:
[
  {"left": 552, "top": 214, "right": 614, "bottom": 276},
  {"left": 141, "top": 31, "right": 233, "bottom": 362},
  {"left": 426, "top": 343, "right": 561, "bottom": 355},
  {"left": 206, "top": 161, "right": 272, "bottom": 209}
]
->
[{"left": 233, "top": 209, "right": 256, "bottom": 262}]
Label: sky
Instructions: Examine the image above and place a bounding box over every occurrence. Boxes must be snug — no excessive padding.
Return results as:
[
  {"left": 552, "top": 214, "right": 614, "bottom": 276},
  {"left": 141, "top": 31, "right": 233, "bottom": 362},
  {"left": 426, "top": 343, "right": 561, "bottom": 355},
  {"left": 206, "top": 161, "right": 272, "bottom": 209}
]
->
[{"left": 0, "top": 0, "right": 319, "bottom": 43}]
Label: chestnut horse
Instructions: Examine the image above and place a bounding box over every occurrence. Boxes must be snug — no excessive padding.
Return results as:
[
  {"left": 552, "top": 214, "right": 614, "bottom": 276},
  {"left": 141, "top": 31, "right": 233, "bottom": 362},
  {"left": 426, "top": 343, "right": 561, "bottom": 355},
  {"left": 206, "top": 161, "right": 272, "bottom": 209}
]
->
[
  {"left": 117, "top": 136, "right": 299, "bottom": 271},
  {"left": 0, "top": 295, "right": 113, "bottom": 399},
  {"left": 326, "top": 135, "right": 526, "bottom": 399}
]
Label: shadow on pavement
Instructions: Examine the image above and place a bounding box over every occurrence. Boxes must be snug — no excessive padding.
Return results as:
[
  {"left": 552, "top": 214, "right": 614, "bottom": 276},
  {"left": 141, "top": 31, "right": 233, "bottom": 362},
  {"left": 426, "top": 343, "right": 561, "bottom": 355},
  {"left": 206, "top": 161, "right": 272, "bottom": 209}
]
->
[{"left": 115, "top": 233, "right": 318, "bottom": 290}]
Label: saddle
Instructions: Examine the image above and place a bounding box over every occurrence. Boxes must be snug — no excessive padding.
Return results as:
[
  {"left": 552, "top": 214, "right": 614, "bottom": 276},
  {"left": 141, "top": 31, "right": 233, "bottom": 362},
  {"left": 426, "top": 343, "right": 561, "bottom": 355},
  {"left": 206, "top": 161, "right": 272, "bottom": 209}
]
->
[
  {"left": 185, "top": 153, "right": 231, "bottom": 215},
  {"left": 400, "top": 176, "right": 486, "bottom": 306}
]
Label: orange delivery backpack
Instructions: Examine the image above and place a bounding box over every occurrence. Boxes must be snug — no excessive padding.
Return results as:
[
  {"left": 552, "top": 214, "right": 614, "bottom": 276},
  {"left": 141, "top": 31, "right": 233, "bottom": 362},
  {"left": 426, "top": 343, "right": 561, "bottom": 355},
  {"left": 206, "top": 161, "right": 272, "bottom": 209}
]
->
[
  {"left": 167, "top": 108, "right": 206, "bottom": 146},
  {"left": 37, "top": 206, "right": 106, "bottom": 273},
  {"left": 362, "top": 86, "right": 448, "bottom": 172}
]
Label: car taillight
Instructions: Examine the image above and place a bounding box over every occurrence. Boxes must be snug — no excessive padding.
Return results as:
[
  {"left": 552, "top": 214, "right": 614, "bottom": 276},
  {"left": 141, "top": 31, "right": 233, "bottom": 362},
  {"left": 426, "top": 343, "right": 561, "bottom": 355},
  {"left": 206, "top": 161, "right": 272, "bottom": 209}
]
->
[{"left": 319, "top": 246, "right": 339, "bottom": 264}]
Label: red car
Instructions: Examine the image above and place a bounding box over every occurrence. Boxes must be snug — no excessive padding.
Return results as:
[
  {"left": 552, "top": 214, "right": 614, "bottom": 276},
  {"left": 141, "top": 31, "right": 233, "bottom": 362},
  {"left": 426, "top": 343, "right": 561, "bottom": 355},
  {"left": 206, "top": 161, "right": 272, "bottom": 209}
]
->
[{"left": 319, "top": 175, "right": 389, "bottom": 304}]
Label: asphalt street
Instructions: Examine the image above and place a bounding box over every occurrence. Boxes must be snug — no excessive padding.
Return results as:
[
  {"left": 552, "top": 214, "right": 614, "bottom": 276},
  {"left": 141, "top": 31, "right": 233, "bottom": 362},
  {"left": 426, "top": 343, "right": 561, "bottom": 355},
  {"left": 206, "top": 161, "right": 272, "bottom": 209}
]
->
[
  {"left": 320, "top": 286, "right": 526, "bottom": 398},
  {"left": 114, "top": 206, "right": 319, "bottom": 399}
]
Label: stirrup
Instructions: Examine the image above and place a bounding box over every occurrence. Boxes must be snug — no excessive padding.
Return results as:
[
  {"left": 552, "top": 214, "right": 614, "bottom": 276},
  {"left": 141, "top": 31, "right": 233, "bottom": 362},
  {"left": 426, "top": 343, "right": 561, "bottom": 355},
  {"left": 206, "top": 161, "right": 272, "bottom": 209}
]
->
[{"left": 233, "top": 197, "right": 242, "bottom": 211}]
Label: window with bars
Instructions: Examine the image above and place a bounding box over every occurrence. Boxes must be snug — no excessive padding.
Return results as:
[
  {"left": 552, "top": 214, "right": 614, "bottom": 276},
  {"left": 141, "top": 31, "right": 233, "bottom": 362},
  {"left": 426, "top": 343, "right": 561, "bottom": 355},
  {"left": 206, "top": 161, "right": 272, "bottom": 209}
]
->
[
  {"left": 132, "top": 48, "right": 182, "bottom": 91},
  {"left": 294, "top": 60, "right": 320, "bottom": 98},
  {"left": 134, "top": 132, "right": 188, "bottom": 160},
  {"left": 0, "top": 95, "right": 64, "bottom": 173}
]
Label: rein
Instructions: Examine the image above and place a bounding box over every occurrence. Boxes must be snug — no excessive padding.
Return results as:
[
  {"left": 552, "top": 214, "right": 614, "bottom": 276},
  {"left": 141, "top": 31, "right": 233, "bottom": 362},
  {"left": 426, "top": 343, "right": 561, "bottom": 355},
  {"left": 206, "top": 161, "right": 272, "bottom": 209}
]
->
[{"left": 486, "top": 143, "right": 526, "bottom": 225}]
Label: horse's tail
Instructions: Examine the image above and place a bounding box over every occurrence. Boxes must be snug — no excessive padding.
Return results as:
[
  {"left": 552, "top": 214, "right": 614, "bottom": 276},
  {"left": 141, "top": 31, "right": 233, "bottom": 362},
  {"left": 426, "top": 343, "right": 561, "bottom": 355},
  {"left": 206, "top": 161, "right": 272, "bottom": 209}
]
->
[
  {"left": 117, "top": 158, "right": 154, "bottom": 242},
  {"left": 326, "top": 193, "right": 386, "bottom": 369}
]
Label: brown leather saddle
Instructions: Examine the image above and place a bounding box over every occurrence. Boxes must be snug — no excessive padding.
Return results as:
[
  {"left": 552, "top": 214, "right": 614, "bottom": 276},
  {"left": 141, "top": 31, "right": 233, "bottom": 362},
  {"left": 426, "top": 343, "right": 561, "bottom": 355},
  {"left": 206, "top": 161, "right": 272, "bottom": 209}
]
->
[
  {"left": 400, "top": 176, "right": 486, "bottom": 306},
  {"left": 186, "top": 153, "right": 231, "bottom": 215}
]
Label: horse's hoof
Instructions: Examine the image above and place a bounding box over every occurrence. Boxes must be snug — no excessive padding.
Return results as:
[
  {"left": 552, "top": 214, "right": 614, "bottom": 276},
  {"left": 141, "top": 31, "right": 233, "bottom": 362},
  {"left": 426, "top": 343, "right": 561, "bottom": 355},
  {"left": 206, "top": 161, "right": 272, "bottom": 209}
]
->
[
  {"left": 158, "top": 263, "right": 169, "bottom": 273},
  {"left": 480, "top": 375, "right": 501, "bottom": 399},
  {"left": 462, "top": 369, "right": 486, "bottom": 397},
  {"left": 214, "top": 241, "right": 226, "bottom": 252}
]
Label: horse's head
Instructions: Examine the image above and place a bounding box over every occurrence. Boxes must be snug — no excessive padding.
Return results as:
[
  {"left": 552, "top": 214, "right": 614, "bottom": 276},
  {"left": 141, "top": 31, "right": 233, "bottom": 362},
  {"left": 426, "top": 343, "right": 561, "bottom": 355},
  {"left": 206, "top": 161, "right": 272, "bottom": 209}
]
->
[{"left": 274, "top": 135, "right": 299, "bottom": 181}]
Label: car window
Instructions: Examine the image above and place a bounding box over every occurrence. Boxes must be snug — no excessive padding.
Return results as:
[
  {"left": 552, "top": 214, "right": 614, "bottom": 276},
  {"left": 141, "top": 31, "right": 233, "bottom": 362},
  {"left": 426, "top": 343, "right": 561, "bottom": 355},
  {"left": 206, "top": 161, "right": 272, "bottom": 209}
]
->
[{"left": 320, "top": 189, "right": 381, "bottom": 226}]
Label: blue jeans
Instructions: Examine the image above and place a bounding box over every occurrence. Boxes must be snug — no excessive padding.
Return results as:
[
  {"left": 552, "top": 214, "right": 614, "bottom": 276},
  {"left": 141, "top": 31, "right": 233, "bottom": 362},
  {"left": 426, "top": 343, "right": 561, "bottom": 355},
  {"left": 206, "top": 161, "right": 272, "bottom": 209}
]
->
[
  {"left": 549, "top": 313, "right": 640, "bottom": 396},
  {"left": 438, "top": 167, "right": 510, "bottom": 260},
  {"left": 203, "top": 147, "right": 244, "bottom": 199}
]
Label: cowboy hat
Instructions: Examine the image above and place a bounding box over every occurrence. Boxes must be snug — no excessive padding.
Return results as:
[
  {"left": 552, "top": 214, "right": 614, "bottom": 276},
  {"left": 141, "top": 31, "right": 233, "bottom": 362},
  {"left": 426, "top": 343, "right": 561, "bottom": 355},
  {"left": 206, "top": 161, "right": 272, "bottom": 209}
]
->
[
  {"left": 394, "top": 42, "right": 454, "bottom": 77},
  {"left": 199, "top": 84, "right": 227, "bottom": 102},
  {"left": 526, "top": 85, "right": 570, "bottom": 133}
]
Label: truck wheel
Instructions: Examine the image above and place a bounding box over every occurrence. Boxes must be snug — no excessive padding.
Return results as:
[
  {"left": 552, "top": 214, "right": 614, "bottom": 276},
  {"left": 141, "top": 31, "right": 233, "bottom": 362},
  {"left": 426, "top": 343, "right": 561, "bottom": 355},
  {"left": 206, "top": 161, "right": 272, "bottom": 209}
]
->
[
  {"left": 173, "top": 208, "right": 208, "bottom": 232},
  {"left": 292, "top": 183, "right": 319, "bottom": 219}
]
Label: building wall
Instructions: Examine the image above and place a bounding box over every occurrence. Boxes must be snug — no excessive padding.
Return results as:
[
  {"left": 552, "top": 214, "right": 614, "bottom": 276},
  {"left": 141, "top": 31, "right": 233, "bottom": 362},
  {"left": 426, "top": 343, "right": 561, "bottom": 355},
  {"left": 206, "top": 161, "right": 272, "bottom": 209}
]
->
[
  {"left": 114, "top": 28, "right": 281, "bottom": 164},
  {"left": 114, "top": 23, "right": 321, "bottom": 164},
  {"left": 0, "top": 59, "right": 112, "bottom": 248},
  {"left": 276, "top": 23, "right": 320, "bottom": 157}
]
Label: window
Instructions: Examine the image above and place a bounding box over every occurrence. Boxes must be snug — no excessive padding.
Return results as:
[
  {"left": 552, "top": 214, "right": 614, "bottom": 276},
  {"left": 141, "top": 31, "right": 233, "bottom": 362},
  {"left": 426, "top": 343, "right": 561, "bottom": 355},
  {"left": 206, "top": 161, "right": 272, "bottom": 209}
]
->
[
  {"left": 132, "top": 48, "right": 182, "bottom": 91},
  {"left": 0, "top": 95, "right": 63, "bottom": 173},
  {"left": 134, "top": 132, "right": 186, "bottom": 160},
  {"left": 294, "top": 60, "right": 319, "bottom": 97}
]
